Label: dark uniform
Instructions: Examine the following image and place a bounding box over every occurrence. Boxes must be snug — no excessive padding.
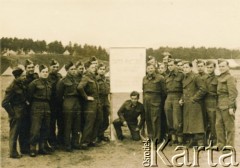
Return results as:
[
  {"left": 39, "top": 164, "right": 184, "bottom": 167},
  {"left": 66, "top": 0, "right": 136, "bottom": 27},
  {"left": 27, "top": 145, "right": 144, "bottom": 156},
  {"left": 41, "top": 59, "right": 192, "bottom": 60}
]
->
[
  {"left": 113, "top": 100, "right": 145, "bottom": 141},
  {"left": 164, "top": 69, "right": 184, "bottom": 143},
  {"left": 2, "top": 78, "right": 27, "bottom": 157},
  {"left": 143, "top": 73, "right": 166, "bottom": 143},
  {"left": 216, "top": 71, "right": 238, "bottom": 148},
  {"left": 48, "top": 72, "right": 63, "bottom": 147},
  {"left": 77, "top": 71, "right": 103, "bottom": 146},
  {"left": 20, "top": 73, "right": 39, "bottom": 153},
  {"left": 204, "top": 72, "right": 218, "bottom": 144},
  {"left": 28, "top": 78, "right": 52, "bottom": 153},
  {"left": 96, "top": 74, "right": 110, "bottom": 140},
  {"left": 75, "top": 73, "right": 85, "bottom": 133},
  {"left": 182, "top": 72, "right": 206, "bottom": 145},
  {"left": 56, "top": 74, "right": 81, "bottom": 151}
]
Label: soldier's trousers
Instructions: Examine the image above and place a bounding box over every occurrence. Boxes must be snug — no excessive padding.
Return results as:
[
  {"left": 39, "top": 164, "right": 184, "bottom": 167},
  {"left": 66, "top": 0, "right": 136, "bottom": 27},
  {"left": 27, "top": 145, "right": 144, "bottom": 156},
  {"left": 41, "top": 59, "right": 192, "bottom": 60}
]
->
[
  {"left": 144, "top": 94, "right": 162, "bottom": 143},
  {"left": 8, "top": 105, "right": 25, "bottom": 155},
  {"left": 216, "top": 108, "right": 235, "bottom": 148},
  {"left": 49, "top": 103, "right": 64, "bottom": 146},
  {"left": 98, "top": 104, "right": 110, "bottom": 138},
  {"left": 62, "top": 97, "right": 81, "bottom": 148},
  {"left": 164, "top": 93, "right": 183, "bottom": 137},
  {"left": 81, "top": 101, "right": 103, "bottom": 144},
  {"left": 205, "top": 96, "right": 217, "bottom": 143},
  {"left": 29, "top": 102, "right": 51, "bottom": 146},
  {"left": 19, "top": 105, "right": 31, "bottom": 153},
  {"left": 113, "top": 118, "right": 140, "bottom": 141}
]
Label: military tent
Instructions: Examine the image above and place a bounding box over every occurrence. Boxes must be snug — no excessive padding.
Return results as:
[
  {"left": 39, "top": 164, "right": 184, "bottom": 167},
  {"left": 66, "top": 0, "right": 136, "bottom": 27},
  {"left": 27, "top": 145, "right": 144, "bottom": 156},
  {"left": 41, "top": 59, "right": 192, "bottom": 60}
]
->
[
  {"left": 2, "top": 67, "right": 13, "bottom": 76},
  {"left": 63, "top": 50, "right": 70, "bottom": 55}
]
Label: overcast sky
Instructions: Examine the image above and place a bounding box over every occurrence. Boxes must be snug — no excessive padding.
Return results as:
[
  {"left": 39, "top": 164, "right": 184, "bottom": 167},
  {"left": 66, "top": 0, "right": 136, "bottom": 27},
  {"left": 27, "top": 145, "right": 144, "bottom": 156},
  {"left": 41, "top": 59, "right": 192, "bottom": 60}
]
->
[{"left": 1, "top": 0, "right": 240, "bottom": 49}]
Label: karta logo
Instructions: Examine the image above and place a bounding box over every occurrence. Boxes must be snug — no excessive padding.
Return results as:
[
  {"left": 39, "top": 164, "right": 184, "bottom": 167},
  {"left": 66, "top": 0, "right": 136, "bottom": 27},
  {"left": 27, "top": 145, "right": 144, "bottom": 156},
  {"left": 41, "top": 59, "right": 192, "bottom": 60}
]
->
[{"left": 142, "top": 139, "right": 239, "bottom": 167}]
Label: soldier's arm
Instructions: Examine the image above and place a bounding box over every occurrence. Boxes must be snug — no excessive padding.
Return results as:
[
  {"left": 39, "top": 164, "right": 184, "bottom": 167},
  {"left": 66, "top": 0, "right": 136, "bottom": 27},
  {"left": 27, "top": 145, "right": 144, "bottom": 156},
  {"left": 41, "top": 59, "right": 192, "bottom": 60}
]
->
[
  {"left": 77, "top": 76, "right": 89, "bottom": 100},
  {"left": 192, "top": 76, "right": 207, "bottom": 102},
  {"left": 117, "top": 101, "right": 127, "bottom": 122},
  {"left": 138, "top": 105, "right": 145, "bottom": 129},
  {"left": 1, "top": 83, "right": 15, "bottom": 116},
  {"left": 227, "top": 76, "right": 238, "bottom": 109},
  {"left": 56, "top": 79, "right": 65, "bottom": 103},
  {"left": 160, "top": 76, "right": 167, "bottom": 99},
  {"left": 27, "top": 81, "right": 36, "bottom": 103}
]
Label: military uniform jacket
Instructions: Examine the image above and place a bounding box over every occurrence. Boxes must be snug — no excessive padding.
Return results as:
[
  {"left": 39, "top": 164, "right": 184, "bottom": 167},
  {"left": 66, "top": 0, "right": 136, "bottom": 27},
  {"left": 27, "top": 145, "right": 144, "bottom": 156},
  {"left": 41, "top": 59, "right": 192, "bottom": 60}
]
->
[
  {"left": 77, "top": 72, "right": 99, "bottom": 101},
  {"left": 28, "top": 78, "right": 52, "bottom": 102},
  {"left": 96, "top": 74, "right": 110, "bottom": 105},
  {"left": 2, "top": 79, "right": 27, "bottom": 116},
  {"left": 48, "top": 72, "right": 62, "bottom": 103},
  {"left": 56, "top": 74, "right": 79, "bottom": 100},
  {"left": 165, "top": 69, "right": 184, "bottom": 94},
  {"left": 217, "top": 71, "right": 238, "bottom": 110},
  {"left": 143, "top": 73, "right": 166, "bottom": 95},
  {"left": 24, "top": 73, "right": 39, "bottom": 87},
  {"left": 204, "top": 72, "right": 218, "bottom": 97},
  {"left": 118, "top": 100, "right": 145, "bottom": 129}
]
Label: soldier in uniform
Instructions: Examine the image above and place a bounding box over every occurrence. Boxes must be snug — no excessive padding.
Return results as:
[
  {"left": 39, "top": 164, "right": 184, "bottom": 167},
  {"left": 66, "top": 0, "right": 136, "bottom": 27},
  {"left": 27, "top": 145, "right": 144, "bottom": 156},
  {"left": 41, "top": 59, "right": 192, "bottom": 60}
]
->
[
  {"left": 48, "top": 59, "right": 63, "bottom": 149},
  {"left": 28, "top": 65, "right": 52, "bottom": 157},
  {"left": 196, "top": 59, "right": 208, "bottom": 144},
  {"left": 180, "top": 61, "right": 206, "bottom": 147},
  {"left": 143, "top": 64, "right": 166, "bottom": 144},
  {"left": 216, "top": 60, "right": 238, "bottom": 150},
  {"left": 75, "top": 61, "right": 85, "bottom": 133},
  {"left": 204, "top": 60, "right": 218, "bottom": 145},
  {"left": 77, "top": 61, "right": 102, "bottom": 148},
  {"left": 20, "top": 59, "right": 39, "bottom": 154},
  {"left": 56, "top": 61, "right": 81, "bottom": 152},
  {"left": 96, "top": 63, "right": 110, "bottom": 142},
  {"left": 164, "top": 59, "right": 184, "bottom": 145},
  {"left": 2, "top": 67, "right": 27, "bottom": 158},
  {"left": 113, "top": 91, "right": 145, "bottom": 141}
]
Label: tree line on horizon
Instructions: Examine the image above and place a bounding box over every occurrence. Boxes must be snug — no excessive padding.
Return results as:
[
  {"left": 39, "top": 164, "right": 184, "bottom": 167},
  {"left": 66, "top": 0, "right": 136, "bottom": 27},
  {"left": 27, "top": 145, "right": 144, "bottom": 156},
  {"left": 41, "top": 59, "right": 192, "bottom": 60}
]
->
[{"left": 1, "top": 37, "right": 240, "bottom": 61}]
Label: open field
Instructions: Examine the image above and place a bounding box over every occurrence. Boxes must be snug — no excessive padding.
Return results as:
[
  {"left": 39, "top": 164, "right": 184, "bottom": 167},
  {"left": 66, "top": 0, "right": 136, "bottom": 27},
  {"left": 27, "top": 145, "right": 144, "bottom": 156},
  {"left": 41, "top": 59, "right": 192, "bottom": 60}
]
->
[{"left": 1, "top": 70, "right": 240, "bottom": 168}]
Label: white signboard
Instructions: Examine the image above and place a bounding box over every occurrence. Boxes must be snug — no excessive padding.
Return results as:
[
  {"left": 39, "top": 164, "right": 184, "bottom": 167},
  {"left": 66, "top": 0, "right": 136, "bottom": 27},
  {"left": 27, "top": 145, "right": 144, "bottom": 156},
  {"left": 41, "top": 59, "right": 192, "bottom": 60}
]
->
[{"left": 109, "top": 47, "right": 146, "bottom": 93}]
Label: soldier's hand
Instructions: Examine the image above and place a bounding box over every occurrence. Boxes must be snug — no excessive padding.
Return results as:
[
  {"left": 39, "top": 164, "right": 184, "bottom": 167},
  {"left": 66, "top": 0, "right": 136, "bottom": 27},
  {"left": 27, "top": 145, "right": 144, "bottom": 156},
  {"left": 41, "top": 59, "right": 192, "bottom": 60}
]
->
[
  {"left": 135, "top": 127, "right": 140, "bottom": 131},
  {"left": 229, "top": 108, "right": 235, "bottom": 116},
  {"left": 87, "top": 96, "right": 94, "bottom": 101},
  {"left": 179, "top": 99, "right": 184, "bottom": 106},
  {"left": 122, "top": 121, "right": 127, "bottom": 126}
]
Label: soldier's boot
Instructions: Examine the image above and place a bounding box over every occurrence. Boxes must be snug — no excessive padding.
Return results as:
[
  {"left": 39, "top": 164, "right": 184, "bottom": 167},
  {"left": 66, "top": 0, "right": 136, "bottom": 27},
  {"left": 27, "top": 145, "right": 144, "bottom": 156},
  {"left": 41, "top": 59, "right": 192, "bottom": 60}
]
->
[
  {"left": 29, "top": 145, "right": 37, "bottom": 157},
  {"left": 44, "top": 142, "right": 54, "bottom": 153},
  {"left": 10, "top": 142, "right": 22, "bottom": 159},
  {"left": 38, "top": 143, "right": 51, "bottom": 155}
]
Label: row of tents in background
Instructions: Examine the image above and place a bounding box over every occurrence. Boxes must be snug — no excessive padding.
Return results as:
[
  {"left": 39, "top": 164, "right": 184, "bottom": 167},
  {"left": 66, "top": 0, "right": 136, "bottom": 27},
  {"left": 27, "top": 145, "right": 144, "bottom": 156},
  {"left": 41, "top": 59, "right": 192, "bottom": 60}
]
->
[
  {"left": 1, "top": 59, "right": 239, "bottom": 77},
  {"left": 1, "top": 49, "right": 71, "bottom": 56}
]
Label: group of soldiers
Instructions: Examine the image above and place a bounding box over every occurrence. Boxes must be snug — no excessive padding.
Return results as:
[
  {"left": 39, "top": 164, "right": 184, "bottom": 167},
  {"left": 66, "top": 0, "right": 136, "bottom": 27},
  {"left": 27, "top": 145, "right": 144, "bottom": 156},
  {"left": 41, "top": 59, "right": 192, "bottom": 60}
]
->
[
  {"left": 142, "top": 55, "right": 238, "bottom": 151},
  {"left": 2, "top": 56, "right": 110, "bottom": 158},
  {"left": 2, "top": 53, "right": 238, "bottom": 159}
]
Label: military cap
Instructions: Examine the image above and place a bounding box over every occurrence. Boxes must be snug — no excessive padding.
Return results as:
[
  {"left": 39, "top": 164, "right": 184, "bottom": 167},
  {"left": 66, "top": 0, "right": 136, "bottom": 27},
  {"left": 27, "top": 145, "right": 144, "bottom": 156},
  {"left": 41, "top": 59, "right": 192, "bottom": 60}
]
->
[
  {"left": 84, "top": 61, "right": 92, "bottom": 69},
  {"left": 97, "top": 63, "right": 106, "bottom": 69},
  {"left": 89, "top": 56, "right": 97, "bottom": 62},
  {"left": 196, "top": 59, "right": 206, "bottom": 65},
  {"left": 12, "top": 67, "right": 24, "bottom": 78},
  {"left": 206, "top": 60, "right": 216, "bottom": 67},
  {"left": 147, "top": 55, "right": 155, "bottom": 61},
  {"left": 218, "top": 59, "right": 229, "bottom": 65},
  {"left": 24, "top": 59, "right": 34, "bottom": 68},
  {"left": 182, "top": 61, "right": 193, "bottom": 67},
  {"left": 75, "top": 61, "right": 84, "bottom": 68},
  {"left": 39, "top": 64, "right": 48, "bottom": 72},
  {"left": 65, "top": 61, "right": 74, "bottom": 71},
  {"left": 49, "top": 59, "right": 59, "bottom": 66}
]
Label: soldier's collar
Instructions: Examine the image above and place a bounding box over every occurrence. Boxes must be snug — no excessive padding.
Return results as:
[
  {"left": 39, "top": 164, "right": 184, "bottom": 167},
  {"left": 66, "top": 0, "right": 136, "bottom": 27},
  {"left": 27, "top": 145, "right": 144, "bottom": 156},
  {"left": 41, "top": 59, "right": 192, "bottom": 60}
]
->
[
  {"left": 220, "top": 70, "right": 230, "bottom": 77},
  {"left": 147, "top": 73, "right": 156, "bottom": 80}
]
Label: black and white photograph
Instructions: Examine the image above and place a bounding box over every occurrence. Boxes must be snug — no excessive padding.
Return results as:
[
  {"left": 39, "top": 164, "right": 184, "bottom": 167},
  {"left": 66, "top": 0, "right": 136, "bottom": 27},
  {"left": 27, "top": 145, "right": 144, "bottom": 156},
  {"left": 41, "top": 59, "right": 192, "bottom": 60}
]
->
[{"left": 1, "top": 0, "right": 240, "bottom": 167}]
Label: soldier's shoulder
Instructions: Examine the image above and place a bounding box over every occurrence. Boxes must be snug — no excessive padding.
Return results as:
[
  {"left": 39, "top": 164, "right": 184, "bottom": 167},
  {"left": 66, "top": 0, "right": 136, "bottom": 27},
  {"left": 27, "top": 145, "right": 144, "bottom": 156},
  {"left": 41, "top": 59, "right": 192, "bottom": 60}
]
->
[
  {"left": 155, "top": 74, "right": 165, "bottom": 80},
  {"left": 57, "top": 73, "right": 62, "bottom": 78},
  {"left": 33, "top": 73, "right": 39, "bottom": 79}
]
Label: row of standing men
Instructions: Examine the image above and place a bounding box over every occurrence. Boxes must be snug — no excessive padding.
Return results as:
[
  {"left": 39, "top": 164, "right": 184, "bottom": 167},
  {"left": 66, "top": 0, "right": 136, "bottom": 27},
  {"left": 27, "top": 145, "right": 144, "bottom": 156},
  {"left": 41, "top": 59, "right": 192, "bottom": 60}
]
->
[
  {"left": 2, "top": 56, "right": 111, "bottom": 158},
  {"left": 143, "top": 55, "right": 238, "bottom": 152}
]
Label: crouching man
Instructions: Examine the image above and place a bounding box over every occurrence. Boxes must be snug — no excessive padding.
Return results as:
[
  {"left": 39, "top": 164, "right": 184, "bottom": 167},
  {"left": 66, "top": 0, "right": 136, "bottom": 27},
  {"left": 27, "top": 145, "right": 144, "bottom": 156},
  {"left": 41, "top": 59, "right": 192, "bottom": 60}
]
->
[{"left": 113, "top": 91, "right": 145, "bottom": 141}]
